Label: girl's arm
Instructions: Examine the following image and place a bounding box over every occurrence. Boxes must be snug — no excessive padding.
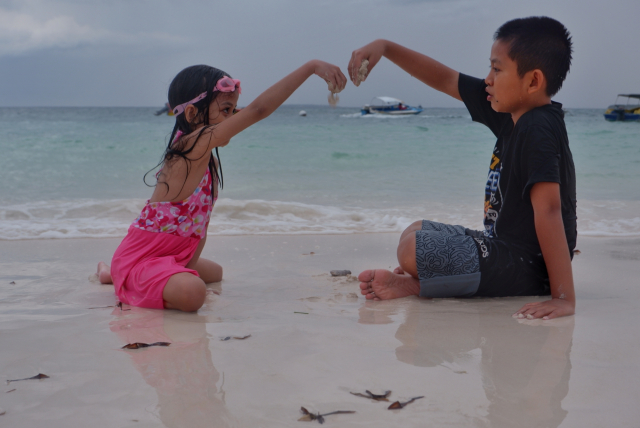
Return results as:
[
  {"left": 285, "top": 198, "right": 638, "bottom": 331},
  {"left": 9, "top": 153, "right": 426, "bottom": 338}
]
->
[
  {"left": 348, "top": 39, "right": 461, "bottom": 101},
  {"left": 203, "top": 60, "right": 346, "bottom": 152}
]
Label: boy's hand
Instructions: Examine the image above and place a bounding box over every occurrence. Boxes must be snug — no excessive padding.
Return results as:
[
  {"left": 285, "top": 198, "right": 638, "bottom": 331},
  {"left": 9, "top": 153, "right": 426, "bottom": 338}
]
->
[
  {"left": 311, "top": 60, "right": 347, "bottom": 93},
  {"left": 513, "top": 298, "right": 575, "bottom": 320},
  {"left": 348, "top": 39, "right": 386, "bottom": 85}
]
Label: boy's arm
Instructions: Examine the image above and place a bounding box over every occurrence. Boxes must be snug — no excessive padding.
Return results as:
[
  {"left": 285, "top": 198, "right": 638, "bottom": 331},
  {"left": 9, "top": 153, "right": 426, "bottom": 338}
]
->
[
  {"left": 514, "top": 182, "right": 576, "bottom": 320},
  {"left": 348, "top": 39, "right": 461, "bottom": 100}
]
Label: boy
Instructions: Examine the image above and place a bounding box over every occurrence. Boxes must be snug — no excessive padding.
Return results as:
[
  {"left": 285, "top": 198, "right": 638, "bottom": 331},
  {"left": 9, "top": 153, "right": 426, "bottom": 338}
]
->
[{"left": 352, "top": 17, "right": 577, "bottom": 320}]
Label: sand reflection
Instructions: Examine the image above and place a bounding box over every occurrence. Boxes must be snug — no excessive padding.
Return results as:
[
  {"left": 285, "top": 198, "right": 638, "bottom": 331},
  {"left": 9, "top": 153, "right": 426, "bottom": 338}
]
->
[
  {"left": 109, "top": 308, "right": 238, "bottom": 428},
  {"left": 361, "top": 300, "right": 574, "bottom": 428}
]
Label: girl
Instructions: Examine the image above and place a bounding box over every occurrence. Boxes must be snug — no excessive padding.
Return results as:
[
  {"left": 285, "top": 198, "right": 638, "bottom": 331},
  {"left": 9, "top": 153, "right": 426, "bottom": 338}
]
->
[{"left": 97, "top": 60, "right": 346, "bottom": 312}]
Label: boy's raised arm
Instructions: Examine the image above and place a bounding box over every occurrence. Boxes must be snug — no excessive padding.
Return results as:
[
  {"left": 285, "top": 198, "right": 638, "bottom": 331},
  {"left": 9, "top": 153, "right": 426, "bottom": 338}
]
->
[
  {"left": 514, "top": 182, "right": 576, "bottom": 319},
  {"left": 348, "top": 39, "right": 461, "bottom": 101}
]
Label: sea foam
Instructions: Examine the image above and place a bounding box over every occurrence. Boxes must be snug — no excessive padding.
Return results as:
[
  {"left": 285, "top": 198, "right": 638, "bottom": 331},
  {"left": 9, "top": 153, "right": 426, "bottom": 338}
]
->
[{"left": 2, "top": 198, "right": 639, "bottom": 240}]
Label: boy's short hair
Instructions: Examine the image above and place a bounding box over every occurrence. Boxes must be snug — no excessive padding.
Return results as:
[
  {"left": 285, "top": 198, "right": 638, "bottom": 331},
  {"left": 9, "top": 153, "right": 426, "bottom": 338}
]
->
[{"left": 495, "top": 16, "right": 572, "bottom": 97}]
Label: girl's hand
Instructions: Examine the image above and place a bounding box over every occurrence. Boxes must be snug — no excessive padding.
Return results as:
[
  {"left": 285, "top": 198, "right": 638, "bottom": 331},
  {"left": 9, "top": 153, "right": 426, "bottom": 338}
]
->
[
  {"left": 513, "top": 298, "right": 575, "bottom": 320},
  {"left": 311, "top": 60, "right": 347, "bottom": 93},
  {"left": 348, "top": 39, "right": 386, "bottom": 85}
]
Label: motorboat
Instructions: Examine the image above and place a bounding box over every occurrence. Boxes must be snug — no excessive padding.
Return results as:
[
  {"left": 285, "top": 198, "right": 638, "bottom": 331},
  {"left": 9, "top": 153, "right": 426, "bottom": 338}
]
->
[
  {"left": 604, "top": 94, "right": 640, "bottom": 121},
  {"left": 361, "top": 97, "right": 423, "bottom": 115}
]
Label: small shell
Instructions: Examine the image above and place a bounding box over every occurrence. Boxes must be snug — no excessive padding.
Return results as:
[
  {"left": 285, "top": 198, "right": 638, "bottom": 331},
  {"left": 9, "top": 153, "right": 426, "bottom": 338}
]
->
[{"left": 330, "top": 270, "right": 351, "bottom": 277}]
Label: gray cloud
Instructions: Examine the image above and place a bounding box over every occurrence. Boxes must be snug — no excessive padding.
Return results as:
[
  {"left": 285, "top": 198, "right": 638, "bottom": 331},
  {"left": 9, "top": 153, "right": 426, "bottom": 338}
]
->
[{"left": 0, "top": 0, "right": 638, "bottom": 108}]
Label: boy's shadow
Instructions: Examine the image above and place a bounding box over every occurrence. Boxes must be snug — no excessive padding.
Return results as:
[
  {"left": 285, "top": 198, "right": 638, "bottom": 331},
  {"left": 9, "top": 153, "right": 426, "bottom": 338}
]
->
[
  {"left": 109, "top": 308, "right": 238, "bottom": 428},
  {"left": 359, "top": 300, "right": 574, "bottom": 428}
]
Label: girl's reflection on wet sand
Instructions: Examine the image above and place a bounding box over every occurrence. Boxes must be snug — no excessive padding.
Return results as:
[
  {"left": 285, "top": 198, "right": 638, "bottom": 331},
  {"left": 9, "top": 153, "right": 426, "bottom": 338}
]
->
[{"left": 109, "top": 308, "right": 238, "bottom": 428}]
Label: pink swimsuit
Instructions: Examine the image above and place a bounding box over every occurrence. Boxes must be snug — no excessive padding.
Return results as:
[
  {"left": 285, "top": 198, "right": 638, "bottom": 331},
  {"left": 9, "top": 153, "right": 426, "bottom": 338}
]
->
[{"left": 111, "top": 167, "right": 216, "bottom": 309}]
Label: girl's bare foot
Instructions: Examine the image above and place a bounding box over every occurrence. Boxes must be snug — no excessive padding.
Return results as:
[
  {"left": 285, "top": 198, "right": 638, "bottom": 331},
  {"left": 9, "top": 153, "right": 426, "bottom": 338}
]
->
[
  {"left": 358, "top": 269, "right": 420, "bottom": 301},
  {"left": 97, "top": 262, "right": 113, "bottom": 284}
]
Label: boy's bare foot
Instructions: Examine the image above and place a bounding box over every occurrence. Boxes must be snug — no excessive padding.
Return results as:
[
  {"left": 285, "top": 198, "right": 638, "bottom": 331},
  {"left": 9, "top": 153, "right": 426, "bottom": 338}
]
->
[
  {"left": 97, "top": 262, "right": 113, "bottom": 284},
  {"left": 358, "top": 269, "right": 420, "bottom": 301},
  {"left": 393, "top": 266, "right": 407, "bottom": 275}
]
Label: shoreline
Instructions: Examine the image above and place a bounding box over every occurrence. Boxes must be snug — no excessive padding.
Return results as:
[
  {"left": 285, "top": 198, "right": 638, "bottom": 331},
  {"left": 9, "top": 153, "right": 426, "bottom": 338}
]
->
[{"left": 1, "top": 233, "right": 639, "bottom": 427}]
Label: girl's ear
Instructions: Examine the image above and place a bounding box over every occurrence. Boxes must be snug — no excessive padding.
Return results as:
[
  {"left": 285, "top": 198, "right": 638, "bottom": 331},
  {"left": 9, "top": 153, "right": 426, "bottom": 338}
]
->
[{"left": 184, "top": 105, "right": 199, "bottom": 124}]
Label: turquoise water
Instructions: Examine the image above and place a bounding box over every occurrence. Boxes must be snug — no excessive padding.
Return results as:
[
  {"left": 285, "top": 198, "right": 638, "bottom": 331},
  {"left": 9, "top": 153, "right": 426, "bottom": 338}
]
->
[{"left": 1, "top": 106, "right": 639, "bottom": 239}]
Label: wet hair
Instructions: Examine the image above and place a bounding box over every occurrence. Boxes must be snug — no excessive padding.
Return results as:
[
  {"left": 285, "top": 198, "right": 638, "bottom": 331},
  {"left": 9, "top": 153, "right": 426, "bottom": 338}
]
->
[
  {"left": 145, "top": 64, "right": 231, "bottom": 197},
  {"left": 494, "top": 16, "right": 572, "bottom": 97}
]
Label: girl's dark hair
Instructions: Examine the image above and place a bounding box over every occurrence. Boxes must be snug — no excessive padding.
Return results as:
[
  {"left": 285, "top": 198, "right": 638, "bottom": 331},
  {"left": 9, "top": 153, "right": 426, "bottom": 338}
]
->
[
  {"left": 145, "top": 64, "right": 230, "bottom": 198},
  {"left": 495, "top": 16, "right": 573, "bottom": 97}
]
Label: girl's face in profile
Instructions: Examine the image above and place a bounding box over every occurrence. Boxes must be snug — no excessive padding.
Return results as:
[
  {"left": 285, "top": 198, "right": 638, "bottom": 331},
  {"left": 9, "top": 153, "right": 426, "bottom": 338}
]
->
[{"left": 208, "top": 91, "right": 239, "bottom": 125}]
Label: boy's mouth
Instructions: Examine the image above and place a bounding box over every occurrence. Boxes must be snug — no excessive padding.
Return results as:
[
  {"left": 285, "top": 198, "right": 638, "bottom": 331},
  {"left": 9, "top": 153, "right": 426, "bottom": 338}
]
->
[{"left": 486, "top": 90, "right": 494, "bottom": 101}]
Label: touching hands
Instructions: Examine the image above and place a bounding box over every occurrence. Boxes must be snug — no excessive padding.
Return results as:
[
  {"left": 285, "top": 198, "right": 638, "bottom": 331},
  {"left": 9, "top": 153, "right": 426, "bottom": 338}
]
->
[
  {"left": 311, "top": 60, "right": 347, "bottom": 93},
  {"left": 348, "top": 39, "right": 386, "bottom": 85},
  {"left": 513, "top": 298, "right": 575, "bottom": 320}
]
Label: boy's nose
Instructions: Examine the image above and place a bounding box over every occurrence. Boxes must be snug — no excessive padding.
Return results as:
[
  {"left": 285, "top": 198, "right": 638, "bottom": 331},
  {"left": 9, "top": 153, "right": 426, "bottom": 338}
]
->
[{"left": 484, "top": 75, "right": 493, "bottom": 86}]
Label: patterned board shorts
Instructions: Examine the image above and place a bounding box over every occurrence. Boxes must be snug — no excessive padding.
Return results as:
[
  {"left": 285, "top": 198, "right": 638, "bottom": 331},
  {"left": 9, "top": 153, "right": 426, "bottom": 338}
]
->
[{"left": 415, "top": 220, "right": 482, "bottom": 298}]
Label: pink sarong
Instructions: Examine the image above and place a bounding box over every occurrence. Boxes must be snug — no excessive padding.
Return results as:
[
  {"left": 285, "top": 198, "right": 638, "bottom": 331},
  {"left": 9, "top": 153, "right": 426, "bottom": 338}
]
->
[{"left": 111, "top": 226, "right": 200, "bottom": 309}]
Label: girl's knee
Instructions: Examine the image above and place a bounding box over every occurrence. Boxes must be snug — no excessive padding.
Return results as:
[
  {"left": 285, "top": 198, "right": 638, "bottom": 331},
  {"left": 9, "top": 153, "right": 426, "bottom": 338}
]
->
[
  {"left": 164, "top": 275, "right": 206, "bottom": 312},
  {"left": 182, "top": 283, "right": 206, "bottom": 311}
]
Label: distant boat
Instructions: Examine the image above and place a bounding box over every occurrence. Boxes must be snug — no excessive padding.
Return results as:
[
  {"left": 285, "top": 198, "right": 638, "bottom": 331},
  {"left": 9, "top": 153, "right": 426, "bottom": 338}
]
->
[
  {"left": 361, "top": 97, "right": 423, "bottom": 115},
  {"left": 604, "top": 94, "right": 640, "bottom": 122},
  {"left": 154, "top": 102, "right": 174, "bottom": 116}
]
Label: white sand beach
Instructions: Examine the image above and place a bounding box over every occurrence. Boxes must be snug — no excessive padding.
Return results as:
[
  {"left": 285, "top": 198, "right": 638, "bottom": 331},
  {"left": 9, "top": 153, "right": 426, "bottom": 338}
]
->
[{"left": 1, "top": 234, "right": 639, "bottom": 427}]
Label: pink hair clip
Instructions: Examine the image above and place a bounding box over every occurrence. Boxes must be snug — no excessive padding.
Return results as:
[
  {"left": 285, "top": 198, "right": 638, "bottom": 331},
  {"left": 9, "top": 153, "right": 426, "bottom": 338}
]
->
[{"left": 171, "top": 76, "right": 241, "bottom": 116}]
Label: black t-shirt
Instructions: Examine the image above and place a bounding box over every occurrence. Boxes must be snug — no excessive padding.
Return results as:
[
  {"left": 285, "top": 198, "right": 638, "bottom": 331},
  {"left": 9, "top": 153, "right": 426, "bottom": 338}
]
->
[{"left": 458, "top": 74, "right": 577, "bottom": 255}]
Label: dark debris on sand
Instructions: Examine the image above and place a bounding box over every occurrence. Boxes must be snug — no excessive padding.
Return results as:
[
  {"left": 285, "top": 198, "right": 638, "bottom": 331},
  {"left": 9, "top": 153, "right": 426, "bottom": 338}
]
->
[
  {"left": 298, "top": 407, "right": 355, "bottom": 424},
  {"left": 387, "top": 396, "right": 424, "bottom": 410},
  {"left": 121, "top": 342, "right": 171, "bottom": 350},
  {"left": 6, "top": 373, "right": 49, "bottom": 384},
  {"left": 350, "top": 390, "right": 391, "bottom": 401}
]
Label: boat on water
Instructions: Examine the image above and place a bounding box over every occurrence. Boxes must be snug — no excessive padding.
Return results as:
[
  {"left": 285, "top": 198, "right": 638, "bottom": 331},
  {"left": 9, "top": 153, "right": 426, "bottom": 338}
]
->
[
  {"left": 361, "top": 97, "right": 423, "bottom": 115},
  {"left": 604, "top": 94, "right": 640, "bottom": 122}
]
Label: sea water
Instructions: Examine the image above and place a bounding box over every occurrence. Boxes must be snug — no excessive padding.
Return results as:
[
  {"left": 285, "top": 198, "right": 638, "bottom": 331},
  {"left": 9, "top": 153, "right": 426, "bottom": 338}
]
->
[{"left": 1, "top": 105, "right": 639, "bottom": 240}]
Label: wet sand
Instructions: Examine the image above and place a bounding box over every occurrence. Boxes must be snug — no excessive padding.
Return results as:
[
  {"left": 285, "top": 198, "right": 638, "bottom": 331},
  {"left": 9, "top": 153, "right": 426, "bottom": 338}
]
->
[{"left": 1, "top": 234, "right": 639, "bottom": 427}]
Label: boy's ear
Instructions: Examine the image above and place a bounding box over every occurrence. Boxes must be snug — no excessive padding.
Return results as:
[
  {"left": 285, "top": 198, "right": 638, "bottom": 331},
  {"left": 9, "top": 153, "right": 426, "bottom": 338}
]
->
[{"left": 526, "top": 69, "right": 547, "bottom": 95}]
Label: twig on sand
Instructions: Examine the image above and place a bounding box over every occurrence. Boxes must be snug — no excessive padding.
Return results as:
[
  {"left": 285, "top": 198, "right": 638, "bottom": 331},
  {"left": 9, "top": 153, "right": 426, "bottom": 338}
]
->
[
  {"left": 221, "top": 334, "right": 251, "bottom": 341},
  {"left": 299, "top": 406, "right": 355, "bottom": 424},
  {"left": 388, "top": 396, "right": 424, "bottom": 410},
  {"left": 350, "top": 390, "right": 391, "bottom": 401},
  {"left": 121, "top": 342, "right": 170, "bottom": 350},
  {"left": 6, "top": 373, "right": 49, "bottom": 384}
]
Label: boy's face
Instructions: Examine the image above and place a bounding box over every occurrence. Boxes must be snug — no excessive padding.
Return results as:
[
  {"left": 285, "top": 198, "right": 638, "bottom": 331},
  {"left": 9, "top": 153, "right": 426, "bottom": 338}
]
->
[{"left": 485, "top": 40, "right": 529, "bottom": 114}]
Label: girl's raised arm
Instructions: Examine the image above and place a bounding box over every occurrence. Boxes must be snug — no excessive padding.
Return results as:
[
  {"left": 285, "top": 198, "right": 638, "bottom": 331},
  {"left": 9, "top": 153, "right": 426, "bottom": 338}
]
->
[{"left": 204, "top": 60, "right": 346, "bottom": 152}]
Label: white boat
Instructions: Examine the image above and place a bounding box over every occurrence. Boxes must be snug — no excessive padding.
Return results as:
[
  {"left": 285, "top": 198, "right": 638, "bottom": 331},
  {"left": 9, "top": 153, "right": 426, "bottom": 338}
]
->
[{"left": 361, "top": 96, "right": 423, "bottom": 115}]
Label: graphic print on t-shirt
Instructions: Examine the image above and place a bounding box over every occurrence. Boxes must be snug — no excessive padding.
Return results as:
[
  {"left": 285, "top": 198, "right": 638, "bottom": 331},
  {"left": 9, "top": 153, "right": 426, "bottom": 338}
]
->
[{"left": 484, "top": 147, "right": 502, "bottom": 237}]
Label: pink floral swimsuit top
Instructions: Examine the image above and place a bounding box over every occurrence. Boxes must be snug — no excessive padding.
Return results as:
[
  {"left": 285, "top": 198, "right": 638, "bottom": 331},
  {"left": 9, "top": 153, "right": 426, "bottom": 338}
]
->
[{"left": 132, "top": 168, "right": 216, "bottom": 240}]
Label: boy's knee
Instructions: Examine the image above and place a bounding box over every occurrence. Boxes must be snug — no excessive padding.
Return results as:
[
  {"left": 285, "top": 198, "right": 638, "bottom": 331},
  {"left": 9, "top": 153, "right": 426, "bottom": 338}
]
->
[
  {"left": 400, "top": 220, "right": 423, "bottom": 241},
  {"left": 397, "top": 233, "right": 418, "bottom": 277}
]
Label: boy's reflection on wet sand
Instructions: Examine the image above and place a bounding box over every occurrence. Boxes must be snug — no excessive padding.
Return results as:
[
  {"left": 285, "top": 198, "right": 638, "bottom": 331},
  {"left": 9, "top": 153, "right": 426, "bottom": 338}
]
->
[
  {"left": 109, "top": 308, "right": 238, "bottom": 428},
  {"left": 359, "top": 300, "right": 574, "bottom": 428}
]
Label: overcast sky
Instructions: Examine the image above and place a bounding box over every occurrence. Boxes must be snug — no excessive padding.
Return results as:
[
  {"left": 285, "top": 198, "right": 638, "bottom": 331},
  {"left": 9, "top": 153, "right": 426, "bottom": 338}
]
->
[{"left": 1, "top": 0, "right": 638, "bottom": 108}]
